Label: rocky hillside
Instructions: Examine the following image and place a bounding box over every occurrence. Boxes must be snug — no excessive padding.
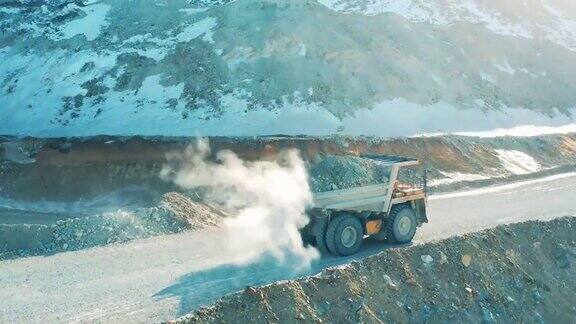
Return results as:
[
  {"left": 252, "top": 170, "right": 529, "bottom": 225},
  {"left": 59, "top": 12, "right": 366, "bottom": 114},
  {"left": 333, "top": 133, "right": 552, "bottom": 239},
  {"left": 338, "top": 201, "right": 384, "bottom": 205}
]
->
[
  {"left": 1, "top": 0, "right": 575, "bottom": 136},
  {"left": 173, "top": 217, "right": 576, "bottom": 323}
]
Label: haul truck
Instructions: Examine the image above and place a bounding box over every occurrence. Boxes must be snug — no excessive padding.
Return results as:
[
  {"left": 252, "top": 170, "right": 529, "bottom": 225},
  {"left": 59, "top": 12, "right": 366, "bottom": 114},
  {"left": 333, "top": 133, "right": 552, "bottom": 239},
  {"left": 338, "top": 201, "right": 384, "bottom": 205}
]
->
[{"left": 304, "top": 155, "right": 428, "bottom": 257}]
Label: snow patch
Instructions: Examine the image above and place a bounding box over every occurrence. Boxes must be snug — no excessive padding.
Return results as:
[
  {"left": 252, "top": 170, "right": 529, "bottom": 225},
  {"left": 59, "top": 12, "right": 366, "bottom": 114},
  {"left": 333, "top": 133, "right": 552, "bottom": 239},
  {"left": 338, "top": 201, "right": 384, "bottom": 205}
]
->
[
  {"left": 429, "top": 172, "right": 489, "bottom": 186},
  {"left": 179, "top": 8, "right": 208, "bottom": 15},
  {"left": 494, "top": 60, "right": 516, "bottom": 75},
  {"left": 346, "top": 100, "right": 576, "bottom": 138},
  {"left": 495, "top": 150, "right": 541, "bottom": 175},
  {"left": 121, "top": 34, "right": 175, "bottom": 61},
  {"left": 86, "top": 74, "right": 186, "bottom": 130},
  {"left": 541, "top": 1, "right": 576, "bottom": 51},
  {"left": 0, "top": 7, "right": 20, "bottom": 14},
  {"left": 480, "top": 72, "right": 496, "bottom": 83},
  {"left": 140, "top": 75, "right": 184, "bottom": 102},
  {"left": 175, "top": 17, "right": 217, "bottom": 43},
  {"left": 454, "top": 124, "right": 576, "bottom": 138},
  {"left": 0, "top": 50, "right": 131, "bottom": 135},
  {"left": 2, "top": 84, "right": 576, "bottom": 136},
  {"left": 319, "top": 0, "right": 575, "bottom": 50},
  {"left": 298, "top": 43, "right": 307, "bottom": 56},
  {"left": 459, "top": 0, "right": 532, "bottom": 38},
  {"left": 60, "top": 3, "right": 111, "bottom": 41},
  {"left": 542, "top": 2, "right": 565, "bottom": 17},
  {"left": 317, "top": 0, "right": 448, "bottom": 23},
  {"left": 117, "top": 18, "right": 217, "bottom": 61}
]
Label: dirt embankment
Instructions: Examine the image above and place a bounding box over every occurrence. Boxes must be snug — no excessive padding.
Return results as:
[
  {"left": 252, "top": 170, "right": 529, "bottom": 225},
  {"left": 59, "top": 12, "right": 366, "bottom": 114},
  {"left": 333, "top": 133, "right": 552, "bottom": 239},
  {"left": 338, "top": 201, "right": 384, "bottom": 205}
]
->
[
  {"left": 2, "top": 134, "right": 576, "bottom": 201},
  {"left": 0, "top": 192, "right": 226, "bottom": 260},
  {"left": 173, "top": 217, "right": 576, "bottom": 324}
]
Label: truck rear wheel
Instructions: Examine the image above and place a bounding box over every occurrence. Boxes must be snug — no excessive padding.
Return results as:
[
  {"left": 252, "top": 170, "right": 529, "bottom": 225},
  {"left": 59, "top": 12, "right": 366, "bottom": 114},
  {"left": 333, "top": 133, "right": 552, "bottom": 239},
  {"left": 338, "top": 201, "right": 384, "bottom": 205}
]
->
[
  {"left": 312, "top": 217, "right": 329, "bottom": 254},
  {"left": 325, "top": 215, "right": 364, "bottom": 256},
  {"left": 386, "top": 204, "right": 417, "bottom": 244}
]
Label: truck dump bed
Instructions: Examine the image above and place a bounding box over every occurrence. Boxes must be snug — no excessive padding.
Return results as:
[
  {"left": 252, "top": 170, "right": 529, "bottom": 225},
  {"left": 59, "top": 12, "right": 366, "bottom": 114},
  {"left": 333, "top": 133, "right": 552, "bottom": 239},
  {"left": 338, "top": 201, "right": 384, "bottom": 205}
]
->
[
  {"left": 312, "top": 155, "right": 420, "bottom": 213},
  {"left": 313, "top": 183, "right": 390, "bottom": 212}
]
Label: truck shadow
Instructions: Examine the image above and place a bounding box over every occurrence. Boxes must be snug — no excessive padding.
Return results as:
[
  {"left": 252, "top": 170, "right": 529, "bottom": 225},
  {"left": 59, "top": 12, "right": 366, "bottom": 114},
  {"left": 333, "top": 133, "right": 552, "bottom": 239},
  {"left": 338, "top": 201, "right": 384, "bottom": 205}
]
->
[
  {"left": 153, "top": 239, "right": 409, "bottom": 318},
  {"left": 153, "top": 252, "right": 314, "bottom": 317},
  {"left": 313, "top": 239, "right": 412, "bottom": 269}
]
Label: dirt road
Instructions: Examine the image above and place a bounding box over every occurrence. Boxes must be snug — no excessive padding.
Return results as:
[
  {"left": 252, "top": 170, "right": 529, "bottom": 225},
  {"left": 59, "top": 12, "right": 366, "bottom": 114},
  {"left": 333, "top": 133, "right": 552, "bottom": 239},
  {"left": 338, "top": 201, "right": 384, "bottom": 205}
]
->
[{"left": 1, "top": 174, "right": 576, "bottom": 323}]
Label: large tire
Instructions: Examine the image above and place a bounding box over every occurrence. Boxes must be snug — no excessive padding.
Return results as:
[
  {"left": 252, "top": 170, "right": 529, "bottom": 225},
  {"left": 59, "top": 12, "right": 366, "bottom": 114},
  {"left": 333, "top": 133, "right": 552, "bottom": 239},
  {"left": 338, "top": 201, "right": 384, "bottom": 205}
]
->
[
  {"left": 312, "top": 217, "right": 330, "bottom": 255},
  {"left": 386, "top": 204, "right": 417, "bottom": 244},
  {"left": 325, "top": 215, "right": 364, "bottom": 256}
]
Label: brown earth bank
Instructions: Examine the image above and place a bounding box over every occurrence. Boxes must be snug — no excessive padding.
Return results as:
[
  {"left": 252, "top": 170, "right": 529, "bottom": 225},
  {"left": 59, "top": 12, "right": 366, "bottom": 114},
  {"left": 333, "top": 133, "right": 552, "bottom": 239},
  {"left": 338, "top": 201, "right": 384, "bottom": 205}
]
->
[
  {"left": 1, "top": 134, "right": 576, "bottom": 201},
  {"left": 172, "top": 217, "right": 576, "bottom": 324}
]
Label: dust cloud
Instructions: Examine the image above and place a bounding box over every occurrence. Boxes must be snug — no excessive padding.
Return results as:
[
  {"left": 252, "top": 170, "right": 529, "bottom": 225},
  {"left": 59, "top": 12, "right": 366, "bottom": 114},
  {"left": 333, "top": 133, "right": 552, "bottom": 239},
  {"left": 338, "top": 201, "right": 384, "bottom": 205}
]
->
[{"left": 161, "top": 140, "right": 319, "bottom": 269}]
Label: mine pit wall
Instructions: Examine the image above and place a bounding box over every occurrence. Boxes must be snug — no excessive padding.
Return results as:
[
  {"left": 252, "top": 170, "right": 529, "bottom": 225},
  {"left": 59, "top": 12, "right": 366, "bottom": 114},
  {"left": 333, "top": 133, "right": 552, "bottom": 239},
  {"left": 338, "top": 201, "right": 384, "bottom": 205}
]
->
[
  {"left": 173, "top": 217, "right": 576, "bottom": 324},
  {"left": 1, "top": 134, "right": 576, "bottom": 201}
]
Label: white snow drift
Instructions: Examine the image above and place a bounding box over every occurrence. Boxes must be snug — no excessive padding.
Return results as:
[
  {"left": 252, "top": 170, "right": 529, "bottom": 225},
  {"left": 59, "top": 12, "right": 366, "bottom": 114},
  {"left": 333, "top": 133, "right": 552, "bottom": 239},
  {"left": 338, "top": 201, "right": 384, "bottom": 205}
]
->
[{"left": 495, "top": 149, "right": 541, "bottom": 175}]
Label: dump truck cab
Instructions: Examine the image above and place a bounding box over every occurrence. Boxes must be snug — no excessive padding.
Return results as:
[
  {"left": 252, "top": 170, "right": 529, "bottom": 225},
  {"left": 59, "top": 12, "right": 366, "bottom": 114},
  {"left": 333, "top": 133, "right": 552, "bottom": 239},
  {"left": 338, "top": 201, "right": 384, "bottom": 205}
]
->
[{"left": 305, "top": 155, "right": 428, "bottom": 257}]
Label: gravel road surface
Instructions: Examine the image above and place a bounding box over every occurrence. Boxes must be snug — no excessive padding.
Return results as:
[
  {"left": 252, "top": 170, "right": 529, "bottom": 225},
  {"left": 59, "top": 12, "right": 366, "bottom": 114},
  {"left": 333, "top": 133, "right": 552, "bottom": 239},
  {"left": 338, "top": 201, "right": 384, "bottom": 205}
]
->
[{"left": 1, "top": 174, "right": 575, "bottom": 323}]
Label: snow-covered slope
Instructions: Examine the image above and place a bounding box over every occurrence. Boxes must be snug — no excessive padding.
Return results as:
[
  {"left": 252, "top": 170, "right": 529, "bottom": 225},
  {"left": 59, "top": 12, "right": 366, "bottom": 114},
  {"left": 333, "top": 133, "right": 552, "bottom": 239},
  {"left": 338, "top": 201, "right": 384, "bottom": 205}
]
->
[{"left": 1, "top": 0, "right": 575, "bottom": 136}]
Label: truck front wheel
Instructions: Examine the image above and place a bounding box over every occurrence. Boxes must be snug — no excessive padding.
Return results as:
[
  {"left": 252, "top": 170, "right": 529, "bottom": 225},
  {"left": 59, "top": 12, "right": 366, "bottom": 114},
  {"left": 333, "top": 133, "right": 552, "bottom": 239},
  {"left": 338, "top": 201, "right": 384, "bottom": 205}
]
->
[
  {"left": 325, "top": 215, "right": 364, "bottom": 256},
  {"left": 386, "top": 204, "right": 417, "bottom": 244}
]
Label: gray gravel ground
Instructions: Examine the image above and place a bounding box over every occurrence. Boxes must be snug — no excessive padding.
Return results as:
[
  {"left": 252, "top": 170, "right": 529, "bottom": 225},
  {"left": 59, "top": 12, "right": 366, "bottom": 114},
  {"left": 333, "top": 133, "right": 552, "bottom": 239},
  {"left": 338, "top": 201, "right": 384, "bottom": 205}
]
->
[{"left": 1, "top": 173, "right": 575, "bottom": 323}]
